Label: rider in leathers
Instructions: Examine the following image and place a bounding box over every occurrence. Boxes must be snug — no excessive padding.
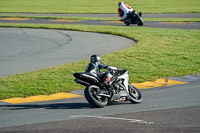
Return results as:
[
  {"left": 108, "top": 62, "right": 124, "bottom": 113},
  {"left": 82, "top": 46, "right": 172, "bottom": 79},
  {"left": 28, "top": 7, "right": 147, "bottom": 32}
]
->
[
  {"left": 118, "top": 1, "right": 135, "bottom": 22},
  {"left": 85, "top": 55, "right": 117, "bottom": 86}
]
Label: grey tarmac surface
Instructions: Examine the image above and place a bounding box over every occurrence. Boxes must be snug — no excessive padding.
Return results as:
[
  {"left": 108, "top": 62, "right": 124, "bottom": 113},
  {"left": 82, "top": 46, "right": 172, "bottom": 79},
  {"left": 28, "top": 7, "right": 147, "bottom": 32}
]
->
[
  {"left": 1, "top": 18, "right": 200, "bottom": 30},
  {"left": 0, "top": 79, "right": 200, "bottom": 132},
  {"left": 0, "top": 27, "right": 134, "bottom": 77},
  {"left": 0, "top": 106, "right": 199, "bottom": 133},
  {"left": 0, "top": 13, "right": 200, "bottom": 18},
  {"left": 0, "top": 13, "right": 200, "bottom": 30}
]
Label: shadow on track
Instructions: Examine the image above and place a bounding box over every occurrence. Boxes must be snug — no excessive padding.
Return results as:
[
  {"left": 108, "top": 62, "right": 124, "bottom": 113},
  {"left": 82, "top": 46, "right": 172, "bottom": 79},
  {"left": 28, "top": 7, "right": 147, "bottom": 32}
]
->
[
  {"left": 1, "top": 101, "right": 135, "bottom": 110},
  {"left": 0, "top": 102, "right": 94, "bottom": 110}
]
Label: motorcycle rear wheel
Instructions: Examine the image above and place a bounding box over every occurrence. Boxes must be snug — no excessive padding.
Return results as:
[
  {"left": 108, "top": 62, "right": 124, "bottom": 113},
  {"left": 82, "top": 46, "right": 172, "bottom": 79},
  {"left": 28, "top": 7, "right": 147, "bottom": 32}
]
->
[
  {"left": 128, "top": 84, "right": 143, "bottom": 103},
  {"left": 124, "top": 21, "right": 130, "bottom": 26},
  {"left": 84, "top": 85, "right": 108, "bottom": 108}
]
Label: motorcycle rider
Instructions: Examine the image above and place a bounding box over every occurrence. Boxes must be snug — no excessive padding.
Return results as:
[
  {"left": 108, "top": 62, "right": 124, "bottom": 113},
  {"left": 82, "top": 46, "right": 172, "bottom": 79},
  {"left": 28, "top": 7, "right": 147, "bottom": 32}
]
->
[
  {"left": 118, "top": 1, "right": 135, "bottom": 23},
  {"left": 85, "top": 54, "right": 117, "bottom": 87}
]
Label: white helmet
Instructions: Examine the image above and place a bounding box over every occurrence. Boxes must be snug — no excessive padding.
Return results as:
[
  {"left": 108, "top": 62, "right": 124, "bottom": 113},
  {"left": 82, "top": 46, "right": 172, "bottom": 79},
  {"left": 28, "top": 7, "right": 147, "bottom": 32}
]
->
[{"left": 90, "top": 54, "right": 101, "bottom": 63}]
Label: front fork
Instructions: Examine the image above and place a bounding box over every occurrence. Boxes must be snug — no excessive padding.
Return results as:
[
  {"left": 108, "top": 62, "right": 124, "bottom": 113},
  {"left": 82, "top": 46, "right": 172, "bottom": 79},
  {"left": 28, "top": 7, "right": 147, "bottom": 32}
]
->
[
  {"left": 118, "top": 73, "right": 131, "bottom": 100},
  {"left": 124, "top": 81, "right": 131, "bottom": 101}
]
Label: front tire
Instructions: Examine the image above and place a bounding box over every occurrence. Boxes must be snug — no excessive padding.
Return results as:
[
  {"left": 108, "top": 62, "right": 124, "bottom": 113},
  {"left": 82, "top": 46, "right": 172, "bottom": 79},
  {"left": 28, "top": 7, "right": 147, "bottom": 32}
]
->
[
  {"left": 128, "top": 84, "right": 143, "bottom": 103},
  {"left": 137, "top": 17, "right": 144, "bottom": 26},
  {"left": 135, "top": 14, "right": 144, "bottom": 26},
  {"left": 84, "top": 85, "right": 108, "bottom": 108}
]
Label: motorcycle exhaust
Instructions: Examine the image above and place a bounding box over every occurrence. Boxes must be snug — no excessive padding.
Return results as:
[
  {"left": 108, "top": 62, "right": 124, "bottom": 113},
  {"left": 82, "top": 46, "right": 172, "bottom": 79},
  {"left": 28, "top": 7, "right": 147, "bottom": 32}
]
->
[
  {"left": 74, "top": 79, "right": 90, "bottom": 86},
  {"left": 98, "top": 93, "right": 111, "bottom": 98}
]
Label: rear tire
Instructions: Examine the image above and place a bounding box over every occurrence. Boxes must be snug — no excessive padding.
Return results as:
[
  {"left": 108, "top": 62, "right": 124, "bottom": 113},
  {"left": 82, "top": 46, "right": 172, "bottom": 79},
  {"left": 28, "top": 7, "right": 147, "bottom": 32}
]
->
[
  {"left": 128, "top": 84, "right": 143, "bottom": 103},
  {"left": 124, "top": 21, "right": 130, "bottom": 26},
  {"left": 84, "top": 85, "right": 108, "bottom": 108}
]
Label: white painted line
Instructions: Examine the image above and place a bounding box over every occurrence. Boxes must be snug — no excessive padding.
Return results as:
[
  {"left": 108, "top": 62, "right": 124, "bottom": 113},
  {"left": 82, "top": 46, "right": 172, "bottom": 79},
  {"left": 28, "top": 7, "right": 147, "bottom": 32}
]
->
[{"left": 70, "top": 115, "right": 154, "bottom": 124}]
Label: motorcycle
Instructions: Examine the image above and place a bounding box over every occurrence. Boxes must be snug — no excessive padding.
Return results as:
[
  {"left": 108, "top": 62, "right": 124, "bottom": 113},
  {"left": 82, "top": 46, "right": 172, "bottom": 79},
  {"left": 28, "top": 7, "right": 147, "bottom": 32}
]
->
[
  {"left": 124, "top": 11, "right": 144, "bottom": 26},
  {"left": 73, "top": 68, "right": 143, "bottom": 108}
]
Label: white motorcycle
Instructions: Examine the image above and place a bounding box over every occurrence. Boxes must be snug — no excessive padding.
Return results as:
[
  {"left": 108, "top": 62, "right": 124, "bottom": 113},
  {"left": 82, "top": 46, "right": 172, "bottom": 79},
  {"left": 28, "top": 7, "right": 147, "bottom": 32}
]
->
[
  {"left": 124, "top": 11, "right": 144, "bottom": 26},
  {"left": 73, "top": 67, "right": 143, "bottom": 108}
]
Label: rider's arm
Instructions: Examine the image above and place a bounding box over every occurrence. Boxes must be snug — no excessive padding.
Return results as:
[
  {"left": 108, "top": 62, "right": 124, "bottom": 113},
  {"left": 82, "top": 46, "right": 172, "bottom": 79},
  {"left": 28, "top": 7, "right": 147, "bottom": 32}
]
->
[
  {"left": 99, "top": 63, "right": 117, "bottom": 71},
  {"left": 107, "top": 66, "right": 118, "bottom": 71},
  {"left": 99, "top": 63, "right": 108, "bottom": 70},
  {"left": 120, "top": 13, "right": 127, "bottom": 21}
]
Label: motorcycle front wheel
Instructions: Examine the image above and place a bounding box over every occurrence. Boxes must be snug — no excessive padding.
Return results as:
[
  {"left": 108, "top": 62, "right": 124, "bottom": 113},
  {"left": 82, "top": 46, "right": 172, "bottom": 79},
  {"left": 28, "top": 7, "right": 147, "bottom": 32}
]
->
[
  {"left": 84, "top": 85, "right": 108, "bottom": 108},
  {"left": 134, "top": 14, "right": 144, "bottom": 26},
  {"left": 128, "top": 84, "right": 143, "bottom": 103}
]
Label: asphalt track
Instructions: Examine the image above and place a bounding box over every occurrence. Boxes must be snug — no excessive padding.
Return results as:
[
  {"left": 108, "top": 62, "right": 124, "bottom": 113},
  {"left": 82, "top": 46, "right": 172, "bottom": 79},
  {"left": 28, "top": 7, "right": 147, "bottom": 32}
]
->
[
  {"left": 0, "top": 28, "right": 134, "bottom": 77},
  {"left": 0, "top": 76, "right": 200, "bottom": 132},
  {"left": 0, "top": 13, "right": 200, "bottom": 29},
  {"left": 0, "top": 13, "right": 200, "bottom": 132}
]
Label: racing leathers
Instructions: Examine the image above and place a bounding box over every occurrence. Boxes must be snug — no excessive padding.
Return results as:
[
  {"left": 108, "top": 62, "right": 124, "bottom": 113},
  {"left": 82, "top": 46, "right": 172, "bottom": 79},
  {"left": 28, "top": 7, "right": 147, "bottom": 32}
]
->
[
  {"left": 118, "top": 1, "right": 134, "bottom": 22},
  {"left": 85, "top": 62, "right": 117, "bottom": 87},
  {"left": 85, "top": 61, "right": 108, "bottom": 74}
]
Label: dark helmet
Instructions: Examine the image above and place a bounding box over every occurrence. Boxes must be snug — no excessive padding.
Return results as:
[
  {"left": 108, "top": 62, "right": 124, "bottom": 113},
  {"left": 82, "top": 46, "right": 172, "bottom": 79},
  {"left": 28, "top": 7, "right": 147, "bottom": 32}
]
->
[
  {"left": 90, "top": 54, "right": 101, "bottom": 63},
  {"left": 118, "top": 1, "right": 122, "bottom": 7}
]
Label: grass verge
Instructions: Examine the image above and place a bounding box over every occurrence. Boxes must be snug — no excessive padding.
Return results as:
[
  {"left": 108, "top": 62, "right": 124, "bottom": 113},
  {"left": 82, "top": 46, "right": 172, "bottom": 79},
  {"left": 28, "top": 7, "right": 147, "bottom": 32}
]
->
[
  {"left": 0, "top": 23, "right": 200, "bottom": 99},
  {"left": 0, "top": 0, "right": 200, "bottom": 13},
  {"left": 0, "top": 15, "right": 118, "bottom": 21}
]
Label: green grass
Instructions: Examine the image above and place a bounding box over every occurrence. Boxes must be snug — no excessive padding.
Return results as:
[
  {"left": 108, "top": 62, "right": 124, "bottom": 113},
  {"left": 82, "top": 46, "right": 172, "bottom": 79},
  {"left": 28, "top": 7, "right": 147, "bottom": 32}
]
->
[
  {"left": 0, "top": 23, "right": 200, "bottom": 99},
  {"left": 0, "top": 0, "right": 200, "bottom": 13},
  {"left": 0, "top": 15, "right": 118, "bottom": 21}
]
